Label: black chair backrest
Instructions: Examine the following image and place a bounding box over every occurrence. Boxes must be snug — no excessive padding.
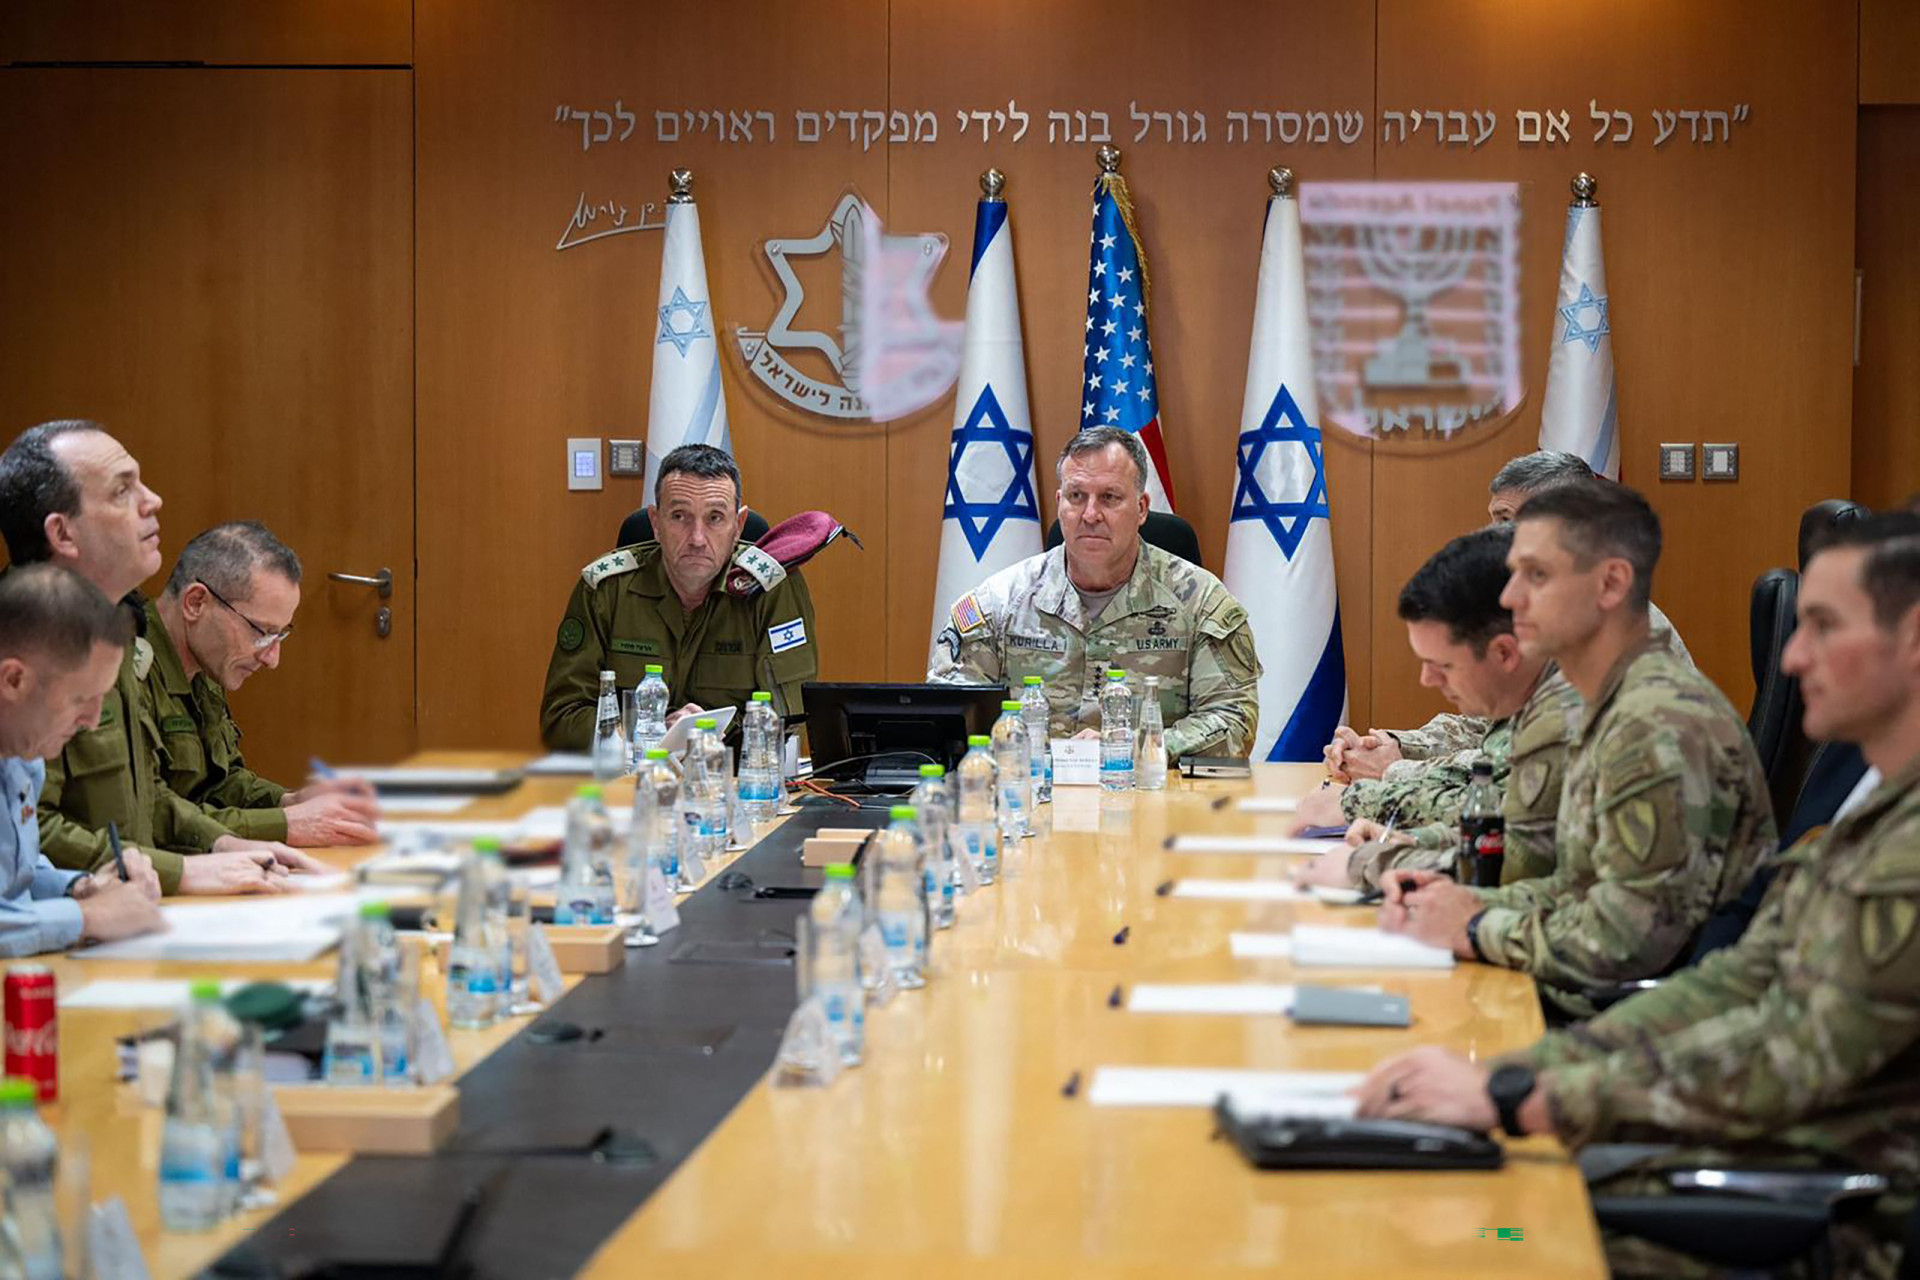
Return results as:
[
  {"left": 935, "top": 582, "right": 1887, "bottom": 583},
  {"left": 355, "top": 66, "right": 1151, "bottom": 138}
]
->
[
  {"left": 1044, "top": 512, "right": 1205, "bottom": 568},
  {"left": 1747, "top": 567, "right": 1803, "bottom": 817},
  {"left": 1798, "top": 498, "right": 1870, "bottom": 571},
  {"left": 618, "top": 507, "right": 771, "bottom": 549}
]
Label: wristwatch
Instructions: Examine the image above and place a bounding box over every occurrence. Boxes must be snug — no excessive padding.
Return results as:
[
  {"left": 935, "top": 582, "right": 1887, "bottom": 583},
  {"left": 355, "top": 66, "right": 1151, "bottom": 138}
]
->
[
  {"left": 1464, "top": 909, "right": 1490, "bottom": 962},
  {"left": 1486, "top": 1063, "right": 1536, "bottom": 1137}
]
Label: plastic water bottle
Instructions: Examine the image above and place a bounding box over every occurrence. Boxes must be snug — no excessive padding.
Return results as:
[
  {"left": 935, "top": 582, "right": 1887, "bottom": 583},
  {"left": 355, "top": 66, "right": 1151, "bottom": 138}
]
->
[
  {"left": 160, "top": 980, "right": 229, "bottom": 1231},
  {"left": 873, "top": 805, "right": 928, "bottom": 989},
  {"left": 633, "top": 747, "right": 683, "bottom": 889},
  {"left": 1137, "top": 674, "right": 1167, "bottom": 792},
  {"left": 1021, "top": 675, "right": 1053, "bottom": 805},
  {"left": 739, "top": 691, "right": 783, "bottom": 822},
  {"left": 698, "top": 718, "right": 732, "bottom": 851},
  {"left": 0, "top": 1079, "right": 60, "bottom": 1279},
  {"left": 631, "top": 663, "right": 669, "bottom": 760},
  {"left": 956, "top": 733, "right": 999, "bottom": 885},
  {"left": 447, "top": 849, "right": 500, "bottom": 1030},
  {"left": 807, "top": 863, "right": 866, "bottom": 1065},
  {"left": 911, "top": 764, "right": 956, "bottom": 929},
  {"left": 592, "top": 669, "right": 627, "bottom": 781},
  {"left": 991, "top": 700, "right": 1032, "bottom": 841},
  {"left": 323, "top": 911, "right": 378, "bottom": 1084},
  {"left": 557, "top": 785, "right": 616, "bottom": 925},
  {"left": 1100, "top": 668, "right": 1135, "bottom": 792}
]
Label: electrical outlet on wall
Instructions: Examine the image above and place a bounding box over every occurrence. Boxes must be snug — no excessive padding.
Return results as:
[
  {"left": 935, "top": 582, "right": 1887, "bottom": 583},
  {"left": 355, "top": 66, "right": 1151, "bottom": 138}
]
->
[{"left": 1658, "top": 443, "right": 1696, "bottom": 481}]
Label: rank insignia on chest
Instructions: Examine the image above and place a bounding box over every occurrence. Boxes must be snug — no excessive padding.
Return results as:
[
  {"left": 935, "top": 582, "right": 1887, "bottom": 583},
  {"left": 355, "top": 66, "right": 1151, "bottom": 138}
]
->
[{"left": 1140, "top": 605, "right": 1176, "bottom": 620}]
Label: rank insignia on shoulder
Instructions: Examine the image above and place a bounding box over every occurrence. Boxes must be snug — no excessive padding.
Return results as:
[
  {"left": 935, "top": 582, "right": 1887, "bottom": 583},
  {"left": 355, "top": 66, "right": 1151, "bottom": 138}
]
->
[
  {"left": 581, "top": 549, "right": 640, "bottom": 589},
  {"left": 951, "top": 593, "right": 987, "bottom": 635},
  {"left": 132, "top": 638, "right": 154, "bottom": 681}
]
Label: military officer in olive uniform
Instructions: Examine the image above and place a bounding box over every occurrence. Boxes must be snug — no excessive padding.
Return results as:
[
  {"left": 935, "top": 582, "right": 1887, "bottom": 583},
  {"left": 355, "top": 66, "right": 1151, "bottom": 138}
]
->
[
  {"left": 928, "top": 427, "right": 1261, "bottom": 760},
  {"left": 540, "top": 445, "right": 819, "bottom": 751}
]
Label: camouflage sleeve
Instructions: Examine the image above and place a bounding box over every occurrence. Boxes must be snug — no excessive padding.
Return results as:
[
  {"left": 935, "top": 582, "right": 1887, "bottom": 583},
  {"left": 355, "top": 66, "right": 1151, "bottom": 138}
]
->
[
  {"left": 1347, "top": 832, "right": 1456, "bottom": 890},
  {"left": 754, "top": 569, "right": 820, "bottom": 723},
  {"left": 926, "top": 589, "right": 1005, "bottom": 686},
  {"left": 539, "top": 577, "right": 605, "bottom": 752},
  {"left": 1338, "top": 741, "right": 1493, "bottom": 827},
  {"left": 1539, "top": 844, "right": 1920, "bottom": 1150},
  {"left": 1386, "top": 712, "right": 1489, "bottom": 761},
  {"left": 1473, "top": 724, "right": 1723, "bottom": 992},
  {"left": 1164, "top": 595, "right": 1260, "bottom": 759}
]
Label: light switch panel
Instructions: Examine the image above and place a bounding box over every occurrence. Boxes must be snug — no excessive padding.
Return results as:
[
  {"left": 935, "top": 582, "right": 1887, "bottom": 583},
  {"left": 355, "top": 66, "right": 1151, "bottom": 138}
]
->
[
  {"left": 567, "top": 437, "right": 603, "bottom": 491},
  {"left": 608, "top": 439, "right": 644, "bottom": 476},
  {"left": 1658, "top": 443, "right": 1695, "bottom": 481},
  {"left": 1703, "top": 443, "right": 1739, "bottom": 481}
]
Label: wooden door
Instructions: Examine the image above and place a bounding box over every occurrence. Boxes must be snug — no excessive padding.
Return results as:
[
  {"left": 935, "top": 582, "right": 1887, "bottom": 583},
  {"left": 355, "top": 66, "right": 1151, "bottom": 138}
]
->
[{"left": 0, "top": 67, "right": 416, "bottom": 784}]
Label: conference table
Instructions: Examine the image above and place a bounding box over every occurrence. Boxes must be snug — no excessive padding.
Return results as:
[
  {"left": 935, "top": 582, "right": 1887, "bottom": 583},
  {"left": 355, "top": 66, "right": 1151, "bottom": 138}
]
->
[{"left": 28, "top": 756, "right": 1606, "bottom": 1278}]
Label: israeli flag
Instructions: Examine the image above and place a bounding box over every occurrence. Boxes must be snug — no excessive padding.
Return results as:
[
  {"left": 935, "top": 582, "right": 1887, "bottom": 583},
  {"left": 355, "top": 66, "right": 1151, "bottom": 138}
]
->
[
  {"left": 644, "top": 196, "right": 732, "bottom": 497},
  {"left": 927, "top": 185, "right": 1042, "bottom": 661},
  {"left": 1537, "top": 194, "right": 1619, "bottom": 479},
  {"left": 1221, "top": 181, "right": 1348, "bottom": 762}
]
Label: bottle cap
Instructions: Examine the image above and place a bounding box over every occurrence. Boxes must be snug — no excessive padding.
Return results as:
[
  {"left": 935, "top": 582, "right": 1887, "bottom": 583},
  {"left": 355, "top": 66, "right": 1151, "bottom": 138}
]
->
[
  {"left": 824, "top": 863, "right": 855, "bottom": 880},
  {"left": 918, "top": 763, "right": 945, "bottom": 778},
  {"left": 358, "top": 900, "right": 392, "bottom": 919},
  {"left": 1001, "top": 700, "right": 1022, "bottom": 711},
  {"left": 890, "top": 805, "right": 917, "bottom": 821},
  {"left": 645, "top": 748, "right": 670, "bottom": 760},
  {"left": 579, "top": 784, "right": 604, "bottom": 800},
  {"left": 645, "top": 663, "right": 664, "bottom": 674},
  {"left": 599, "top": 670, "right": 616, "bottom": 680},
  {"left": 189, "top": 978, "right": 223, "bottom": 1002},
  {"left": 1471, "top": 759, "right": 1493, "bottom": 776},
  {"left": 1023, "top": 675, "right": 1043, "bottom": 686},
  {"left": 752, "top": 690, "right": 772, "bottom": 702},
  {"left": 967, "top": 734, "right": 991, "bottom": 747},
  {"left": 0, "top": 1080, "right": 36, "bottom": 1108},
  {"left": 1107, "top": 668, "right": 1127, "bottom": 680},
  {"left": 473, "top": 836, "right": 502, "bottom": 853},
  {"left": 695, "top": 717, "right": 718, "bottom": 729}
]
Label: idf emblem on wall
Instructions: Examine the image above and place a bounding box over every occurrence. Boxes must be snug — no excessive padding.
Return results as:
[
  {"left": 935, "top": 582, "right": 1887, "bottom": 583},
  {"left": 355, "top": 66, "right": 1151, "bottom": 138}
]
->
[{"left": 1300, "top": 182, "right": 1523, "bottom": 441}]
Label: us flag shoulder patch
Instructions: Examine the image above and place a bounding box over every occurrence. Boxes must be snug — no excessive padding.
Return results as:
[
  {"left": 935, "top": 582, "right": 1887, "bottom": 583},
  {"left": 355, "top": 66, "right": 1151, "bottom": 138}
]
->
[{"left": 951, "top": 593, "right": 987, "bottom": 635}]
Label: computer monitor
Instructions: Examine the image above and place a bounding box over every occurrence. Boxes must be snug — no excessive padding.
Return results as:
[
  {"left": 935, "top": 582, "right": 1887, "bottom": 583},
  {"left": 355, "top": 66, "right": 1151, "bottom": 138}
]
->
[{"left": 802, "top": 682, "right": 1009, "bottom": 792}]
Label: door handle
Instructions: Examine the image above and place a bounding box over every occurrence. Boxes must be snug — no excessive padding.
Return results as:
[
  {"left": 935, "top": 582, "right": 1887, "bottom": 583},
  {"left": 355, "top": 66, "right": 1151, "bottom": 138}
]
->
[{"left": 328, "top": 568, "right": 393, "bottom": 599}]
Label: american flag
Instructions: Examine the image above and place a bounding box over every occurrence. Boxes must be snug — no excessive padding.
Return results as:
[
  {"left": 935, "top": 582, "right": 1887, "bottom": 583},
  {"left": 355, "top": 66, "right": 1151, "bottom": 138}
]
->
[{"left": 1080, "top": 160, "right": 1176, "bottom": 510}]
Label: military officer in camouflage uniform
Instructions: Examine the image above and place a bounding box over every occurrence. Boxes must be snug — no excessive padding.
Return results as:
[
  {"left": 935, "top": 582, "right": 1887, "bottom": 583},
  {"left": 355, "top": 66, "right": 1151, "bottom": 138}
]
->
[
  {"left": 1378, "top": 483, "right": 1773, "bottom": 1018},
  {"left": 1294, "top": 527, "right": 1580, "bottom": 890},
  {"left": 1325, "top": 450, "right": 1691, "bottom": 789},
  {"left": 541, "top": 444, "right": 819, "bottom": 751},
  {"left": 1356, "top": 511, "right": 1920, "bottom": 1278},
  {"left": 0, "top": 421, "right": 314, "bottom": 895},
  {"left": 146, "top": 522, "right": 378, "bottom": 845},
  {"left": 927, "top": 427, "right": 1260, "bottom": 760}
]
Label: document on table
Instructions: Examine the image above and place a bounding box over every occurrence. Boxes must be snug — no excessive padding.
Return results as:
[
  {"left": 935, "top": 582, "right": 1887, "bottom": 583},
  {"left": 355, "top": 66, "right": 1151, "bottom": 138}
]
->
[
  {"left": 1233, "top": 796, "right": 1300, "bottom": 814},
  {"left": 62, "top": 978, "right": 331, "bottom": 1010},
  {"left": 1231, "top": 926, "right": 1454, "bottom": 970},
  {"left": 1164, "top": 834, "right": 1345, "bottom": 856},
  {"left": 1127, "top": 984, "right": 1294, "bottom": 1016},
  {"left": 375, "top": 819, "right": 519, "bottom": 843},
  {"left": 378, "top": 795, "right": 473, "bottom": 815},
  {"left": 1087, "top": 1066, "right": 1363, "bottom": 1109},
  {"left": 72, "top": 894, "right": 366, "bottom": 963},
  {"left": 1169, "top": 880, "right": 1312, "bottom": 902},
  {"left": 525, "top": 753, "right": 595, "bottom": 776}
]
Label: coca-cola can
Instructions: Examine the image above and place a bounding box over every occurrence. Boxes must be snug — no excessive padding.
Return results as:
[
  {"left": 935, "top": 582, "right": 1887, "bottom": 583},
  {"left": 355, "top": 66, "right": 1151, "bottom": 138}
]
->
[{"left": 5, "top": 966, "right": 57, "bottom": 1102}]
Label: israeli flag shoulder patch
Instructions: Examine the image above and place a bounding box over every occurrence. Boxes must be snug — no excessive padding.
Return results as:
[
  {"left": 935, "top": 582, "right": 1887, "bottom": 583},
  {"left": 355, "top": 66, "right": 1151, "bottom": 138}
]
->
[{"left": 768, "top": 617, "right": 808, "bottom": 654}]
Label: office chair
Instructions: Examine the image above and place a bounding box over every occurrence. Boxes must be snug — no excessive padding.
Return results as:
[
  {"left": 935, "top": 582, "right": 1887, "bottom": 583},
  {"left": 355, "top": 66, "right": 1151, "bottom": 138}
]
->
[
  {"left": 617, "top": 507, "right": 771, "bottom": 549},
  {"left": 1044, "top": 511, "right": 1205, "bottom": 568}
]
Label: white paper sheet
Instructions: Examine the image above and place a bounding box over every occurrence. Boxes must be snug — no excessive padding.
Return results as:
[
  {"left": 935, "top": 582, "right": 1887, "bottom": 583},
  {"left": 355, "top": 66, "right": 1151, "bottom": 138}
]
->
[
  {"left": 1233, "top": 796, "right": 1301, "bottom": 814},
  {"left": 1169, "top": 880, "right": 1311, "bottom": 902},
  {"left": 1127, "top": 984, "right": 1294, "bottom": 1015},
  {"left": 657, "top": 705, "right": 736, "bottom": 754},
  {"left": 377, "top": 795, "right": 473, "bottom": 815},
  {"left": 1290, "top": 924, "right": 1455, "bottom": 970},
  {"left": 1087, "top": 1066, "right": 1364, "bottom": 1108},
  {"left": 1229, "top": 932, "right": 1297, "bottom": 958},
  {"left": 286, "top": 872, "right": 353, "bottom": 893},
  {"left": 1166, "top": 835, "right": 1344, "bottom": 856},
  {"left": 375, "top": 820, "right": 516, "bottom": 843},
  {"left": 72, "top": 894, "right": 364, "bottom": 962},
  {"left": 524, "top": 753, "right": 595, "bottom": 776},
  {"left": 62, "top": 978, "right": 330, "bottom": 1010}
]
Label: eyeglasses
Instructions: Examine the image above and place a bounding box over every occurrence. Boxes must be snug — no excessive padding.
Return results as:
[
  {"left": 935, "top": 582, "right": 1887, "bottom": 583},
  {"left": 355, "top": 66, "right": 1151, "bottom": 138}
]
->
[{"left": 195, "top": 580, "right": 294, "bottom": 650}]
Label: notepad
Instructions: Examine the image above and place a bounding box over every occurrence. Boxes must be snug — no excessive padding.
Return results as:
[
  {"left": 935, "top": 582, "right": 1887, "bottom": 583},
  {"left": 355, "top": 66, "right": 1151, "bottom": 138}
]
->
[
  {"left": 1087, "top": 1066, "right": 1364, "bottom": 1109},
  {"left": 1169, "top": 880, "right": 1312, "bottom": 902},
  {"left": 1233, "top": 796, "right": 1301, "bottom": 814},
  {"left": 62, "top": 978, "right": 331, "bottom": 1010},
  {"left": 525, "top": 753, "right": 595, "bottom": 776},
  {"left": 1285, "top": 925, "right": 1455, "bottom": 970},
  {"left": 73, "top": 894, "right": 365, "bottom": 963},
  {"left": 1127, "top": 984, "right": 1294, "bottom": 1015},
  {"left": 378, "top": 795, "right": 473, "bottom": 815},
  {"left": 1165, "top": 835, "right": 1345, "bottom": 856}
]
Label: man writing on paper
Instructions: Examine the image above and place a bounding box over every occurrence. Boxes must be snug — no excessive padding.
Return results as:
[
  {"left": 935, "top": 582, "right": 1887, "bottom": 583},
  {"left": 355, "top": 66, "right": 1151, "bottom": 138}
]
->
[
  {"left": 0, "top": 420, "right": 318, "bottom": 895},
  {"left": 1296, "top": 526, "right": 1580, "bottom": 890},
  {"left": 147, "top": 522, "right": 378, "bottom": 845},
  {"left": 540, "top": 444, "right": 819, "bottom": 750},
  {"left": 1376, "top": 482, "right": 1773, "bottom": 1018},
  {"left": 0, "top": 566, "right": 164, "bottom": 952},
  {"left": 928, "top": 427, "right": 1261, "bottom": 760},
  {"left": 1355, "top": 511, "right": 1920, "bottom": 1279},
  {"left": 1319, "top": 451, "right": 1691, "bottom": 805}
]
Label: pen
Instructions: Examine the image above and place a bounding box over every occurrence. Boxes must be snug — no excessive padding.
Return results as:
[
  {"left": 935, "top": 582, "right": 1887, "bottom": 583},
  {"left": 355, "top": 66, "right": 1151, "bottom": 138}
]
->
[
  {"left": 107, "top": 820, "right": 129, "bottom": 882},
  {"left": 309, "top": 756, "right": 337, "bottom": 780}
]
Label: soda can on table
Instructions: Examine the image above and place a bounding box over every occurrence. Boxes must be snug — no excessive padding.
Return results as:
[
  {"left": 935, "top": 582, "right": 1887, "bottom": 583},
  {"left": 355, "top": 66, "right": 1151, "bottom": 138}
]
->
[{"left": 5, "top": 966, "right": 57, "bottom": 1102}]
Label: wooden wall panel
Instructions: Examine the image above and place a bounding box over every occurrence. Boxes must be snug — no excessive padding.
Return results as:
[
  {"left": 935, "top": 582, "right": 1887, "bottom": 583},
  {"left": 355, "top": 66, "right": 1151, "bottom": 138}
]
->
[
  {"left": 1373, "top": 0, "right": 1858, "bottom": 728},
  {"left": 0, "top": 69, "right": 416, "bottom": 786},
  {"left": 1863, "top": 0, "right": 1920, "bottom": 105},
  {"left": 1854, "top": 108, "right": 1920, "bottom": 511},
  {"left": 884, "top": 0, "right": 1377, "bottom": 731},
  {"left": 0, "top": 1, "right": 409, "bottom": 66}
]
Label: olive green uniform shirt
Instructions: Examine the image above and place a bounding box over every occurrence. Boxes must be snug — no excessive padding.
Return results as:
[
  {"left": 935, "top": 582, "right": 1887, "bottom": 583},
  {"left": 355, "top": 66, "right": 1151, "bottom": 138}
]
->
[
  {"left": 36, "top": 594, "right": 231, "bottom": 895},
  {"left": 539, "top": 541, "right": 820, "bottom": 751},
  {"left": 143, "top": 601, "right": 289, "bottom": 842}
]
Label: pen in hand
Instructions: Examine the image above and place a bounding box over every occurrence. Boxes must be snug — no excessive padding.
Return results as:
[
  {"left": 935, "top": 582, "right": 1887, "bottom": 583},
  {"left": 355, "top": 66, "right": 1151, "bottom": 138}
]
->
[{"left": 107, "top": 820, "right": 130, "bottom": 882}]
